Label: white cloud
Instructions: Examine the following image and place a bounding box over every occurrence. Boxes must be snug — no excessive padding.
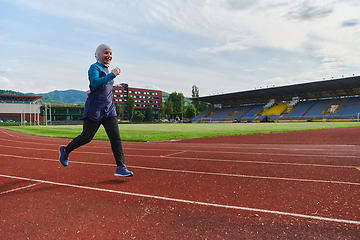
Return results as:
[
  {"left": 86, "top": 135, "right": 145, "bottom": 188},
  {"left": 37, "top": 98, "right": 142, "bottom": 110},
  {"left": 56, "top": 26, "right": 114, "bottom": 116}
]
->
[
  {"left": 139, "top": 0, "right": 360, "bottom": 65},
  {"left": 0, "top": 76, "right": 14, "bottom": 89},
  {"left": 143, "top": 85, "right": 160, "bottom": 91},
  {"left": 199, "top": 39, "right": 248, "bottom": 53},
  {"left": 286, "top": 2, "right": 334, "bottom": 21},
  {"left": 1, "top": 0, "right": 360, "bottom": 96}
]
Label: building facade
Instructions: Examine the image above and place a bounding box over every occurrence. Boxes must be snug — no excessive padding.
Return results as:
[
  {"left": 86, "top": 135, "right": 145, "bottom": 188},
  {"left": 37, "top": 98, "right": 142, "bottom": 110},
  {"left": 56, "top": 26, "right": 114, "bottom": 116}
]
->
[
  {"left": 41, "top": 105, "right": 84, "bottom": 121},
  {"left": 0, "top": 84, "right": 162, "bottom": 123},
  {"left": 113, "top": 83, "right": 162, "bottom": 120},
  {"left": 0, "top": 94, "right": 42, "bottom": 123}
]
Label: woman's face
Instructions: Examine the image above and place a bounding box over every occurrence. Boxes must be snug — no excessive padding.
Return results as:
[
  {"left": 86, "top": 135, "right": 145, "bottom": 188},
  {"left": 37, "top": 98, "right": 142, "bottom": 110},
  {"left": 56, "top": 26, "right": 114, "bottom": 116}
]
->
[{"left": 102, "top": 49, "right": 113, "bottom": 65}]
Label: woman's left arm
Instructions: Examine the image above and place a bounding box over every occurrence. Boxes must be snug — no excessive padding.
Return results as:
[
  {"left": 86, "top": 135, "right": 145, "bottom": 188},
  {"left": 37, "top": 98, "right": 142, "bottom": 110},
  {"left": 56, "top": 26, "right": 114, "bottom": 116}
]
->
[{"left": 88, "top": 64, "right": 116, "bottom": 88}]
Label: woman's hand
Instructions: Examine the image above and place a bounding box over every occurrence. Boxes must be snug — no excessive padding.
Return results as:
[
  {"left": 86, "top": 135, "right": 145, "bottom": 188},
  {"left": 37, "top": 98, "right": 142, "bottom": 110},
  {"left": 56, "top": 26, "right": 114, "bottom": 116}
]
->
[{"left": 111, "top": 67, "right": 121, "bottom": 76}]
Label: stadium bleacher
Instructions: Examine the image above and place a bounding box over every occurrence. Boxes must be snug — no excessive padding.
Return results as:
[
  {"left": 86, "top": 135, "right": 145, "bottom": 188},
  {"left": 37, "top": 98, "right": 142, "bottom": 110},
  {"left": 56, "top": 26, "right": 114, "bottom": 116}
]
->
[
  {"left": 302, "top": 99, "right": 330, "bottom": 120},
  {"left": 191, "top": 108, "right": 214, "bottom": 122},
  {"left": 280, "top": 100, "right": 316, "bottom": 120},
  {"left": 239, "top": 104, "right": 265, "bottom": 122},
  {"left": 192, "top": 97, "right": 360, "bottom": 123},
  {"left": 328, "top": 97, "right": 360, "bottom": 120},
  {"left": 227, "top": 105, "right": 254, "bottom": 121},
  {"left": 203, "top": 106, "right": 238, "bottom": 121}
]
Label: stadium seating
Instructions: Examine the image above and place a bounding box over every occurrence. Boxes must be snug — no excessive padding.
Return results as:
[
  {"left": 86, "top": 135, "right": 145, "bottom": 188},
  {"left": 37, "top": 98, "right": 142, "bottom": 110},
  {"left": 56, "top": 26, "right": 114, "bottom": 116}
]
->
[
  {"left": 191, "top": 97, "right": 360, "bottom": 122},
  {"left": 262, "top": 104, "right": 287, "bottom": 116},
  {"left": 280, "top": 100, "right": 317, "bottom": 120},
  {"left": 328, "top": 97, "right": 360, "bottom": 120},
  {"left": 191, "top": 108, "right": 213, "bottom": 122},
  {"left": 239, "top": 104, "right": 265, "bottom": 122},
  {"left": 302, "top": 99, "right": 332, "bottom": 120},
  {"left": 204, "top": 106, "right": 238, "bottom": 121},
  {"left": 228, "top": 105, "right": 255, "bottom": 120}
]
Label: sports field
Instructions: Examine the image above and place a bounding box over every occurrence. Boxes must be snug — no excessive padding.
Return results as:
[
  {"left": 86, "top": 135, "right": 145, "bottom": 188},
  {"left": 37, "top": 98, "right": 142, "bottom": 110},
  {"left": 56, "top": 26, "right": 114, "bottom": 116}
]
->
[{"left": 2, "top": 121, "right": 360, "bottom": 141}]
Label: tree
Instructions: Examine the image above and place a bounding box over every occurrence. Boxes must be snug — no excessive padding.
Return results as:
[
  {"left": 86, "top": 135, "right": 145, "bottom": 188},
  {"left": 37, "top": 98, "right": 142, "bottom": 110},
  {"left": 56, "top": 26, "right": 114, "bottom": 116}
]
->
[
  {"left": 145, "top": 105, "right": 153, "bottom": 121},
  {"left": 192, "top": 85, "right": 199, "bottom": 109},
  {"left": 165, "top": 98, "right": 173, "bottom": 119},
  {"left": 137, "top": 112, "right": 145, "bottom": 121},
  {"left": 185, "top": 103, "right": 197, "bottom": 119},
  {"left": 197, "top": 101, "right": 210, "bottom": 114},
  {"left": 115, "top": 104, "right": 122, "bottom": 120},
  {"left": 168, "top": 92, "right": 184, "bottom": 119},
  {"left": 159, "top": 103, "right": 166, "bottom": 119},
  {"left": 190, "top": 85, "right": 210, "bottom": 115},
  {"left": 127, "top": 96, "right": 135, "bottom": 121}
]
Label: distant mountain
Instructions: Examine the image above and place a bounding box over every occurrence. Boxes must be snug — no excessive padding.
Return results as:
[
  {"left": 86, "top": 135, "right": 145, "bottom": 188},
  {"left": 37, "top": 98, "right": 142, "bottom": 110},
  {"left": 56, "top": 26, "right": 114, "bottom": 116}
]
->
[
  {"left": 0, "top": 90, "right": 25, "bottom": 95},
  {"left": 2, "top": 89, "right": 191, "bottom": 106},
  {"left": 162, "top": 91, "right": 170, "bottom": 103},
  {"left": 27, "top": 89, "right": 86, "bottom": 105}
]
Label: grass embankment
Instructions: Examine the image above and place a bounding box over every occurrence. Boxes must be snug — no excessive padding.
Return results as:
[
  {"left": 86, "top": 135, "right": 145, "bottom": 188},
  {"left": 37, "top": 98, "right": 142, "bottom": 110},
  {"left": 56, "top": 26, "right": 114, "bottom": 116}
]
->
[{"left": 1, "top": 122, "right": 360, "bottom": 142}]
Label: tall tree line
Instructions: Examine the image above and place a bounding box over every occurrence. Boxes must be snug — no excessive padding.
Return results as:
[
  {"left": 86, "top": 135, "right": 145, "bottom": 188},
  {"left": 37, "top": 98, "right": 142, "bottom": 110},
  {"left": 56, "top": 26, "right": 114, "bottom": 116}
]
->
[
  {"left": 126, "top": 85, "right": 210, "bottom": 121},
  {"left": 160, "top": 85, "right": 210, "bottom": 120}
]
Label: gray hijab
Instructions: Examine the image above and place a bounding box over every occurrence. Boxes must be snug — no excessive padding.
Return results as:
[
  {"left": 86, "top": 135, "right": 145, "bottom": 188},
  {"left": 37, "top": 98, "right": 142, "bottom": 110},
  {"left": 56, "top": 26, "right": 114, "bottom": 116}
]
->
[{"left": 95, "top": 44, "right": 112, "bottom": 68}]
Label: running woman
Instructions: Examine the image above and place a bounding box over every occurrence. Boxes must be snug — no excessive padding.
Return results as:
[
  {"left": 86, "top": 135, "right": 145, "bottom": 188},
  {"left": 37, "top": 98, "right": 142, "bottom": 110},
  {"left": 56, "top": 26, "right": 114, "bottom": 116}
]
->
[{"left": 59, "top": 44, "right": 133, "bottom": 177}]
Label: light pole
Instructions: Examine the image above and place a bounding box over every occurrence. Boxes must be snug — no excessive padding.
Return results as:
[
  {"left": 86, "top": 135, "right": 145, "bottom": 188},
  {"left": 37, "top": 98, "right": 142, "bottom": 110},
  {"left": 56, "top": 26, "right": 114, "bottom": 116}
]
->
[
  {"left": 45, "top": 103, "right": 47, "bottom": 126},
  {"left": 181, "top": 94, "right": 183, "bottom": 123}
]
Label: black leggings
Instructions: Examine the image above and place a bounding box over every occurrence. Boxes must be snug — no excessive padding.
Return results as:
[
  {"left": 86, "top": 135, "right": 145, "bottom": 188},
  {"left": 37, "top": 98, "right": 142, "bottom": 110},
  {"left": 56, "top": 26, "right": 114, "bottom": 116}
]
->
[{"left": 65, "top": 116, "right": 125, "bottom": 167}]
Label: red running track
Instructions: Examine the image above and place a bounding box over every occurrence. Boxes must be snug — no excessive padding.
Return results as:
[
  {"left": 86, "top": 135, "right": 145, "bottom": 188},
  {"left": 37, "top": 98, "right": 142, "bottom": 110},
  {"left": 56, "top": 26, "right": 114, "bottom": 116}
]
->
[{"left": 0, "top": 127, "right": 360, "bottom": 239}]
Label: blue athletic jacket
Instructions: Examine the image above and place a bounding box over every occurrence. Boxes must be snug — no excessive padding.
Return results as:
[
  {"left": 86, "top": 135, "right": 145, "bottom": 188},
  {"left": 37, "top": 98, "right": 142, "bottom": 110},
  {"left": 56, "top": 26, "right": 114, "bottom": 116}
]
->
[{"left": 82, "top": 62, "right": 117, "bottom": 121}]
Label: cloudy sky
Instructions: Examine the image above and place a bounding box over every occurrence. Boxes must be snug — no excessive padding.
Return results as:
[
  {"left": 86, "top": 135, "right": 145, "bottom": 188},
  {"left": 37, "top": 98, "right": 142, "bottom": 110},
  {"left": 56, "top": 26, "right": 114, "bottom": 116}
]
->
[{"left": 1, "top": 0, "right": 360, "bottom": 97}]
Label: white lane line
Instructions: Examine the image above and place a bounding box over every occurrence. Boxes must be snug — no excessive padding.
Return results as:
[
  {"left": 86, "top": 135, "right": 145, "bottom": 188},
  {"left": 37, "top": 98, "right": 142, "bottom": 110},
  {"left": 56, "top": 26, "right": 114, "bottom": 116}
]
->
[
  {"left": 1, "top": 137, "right": 360, "bottom": 153},
  {"left": 0, "top": 174, "right": 359, "bottom": 225},
  {"left": 1, "top": 153, "right": 359, "bottom": 186},
  {"left": 169, "top": 150, "right": 360, "bottom": 159},
  {"left": 138, "top": 155, "right": 360, "bottom": 169},
  {"left": 0, "top": 131, "right": 18, "bottom": 138},
  {"left": 2, "top": 143, "right": 360, "bottom": 161},
  {"left": 131, "top": 165, "right": 360, "bottom": 186},
  {"left": 0, "top": 138, "right": 68, "bottom": 146},
  {"left": 0, "top": 183, "right": 38, "bottom": 195},
  {"left": 1, "top": 151, "right": 359, "bottom": 170}
]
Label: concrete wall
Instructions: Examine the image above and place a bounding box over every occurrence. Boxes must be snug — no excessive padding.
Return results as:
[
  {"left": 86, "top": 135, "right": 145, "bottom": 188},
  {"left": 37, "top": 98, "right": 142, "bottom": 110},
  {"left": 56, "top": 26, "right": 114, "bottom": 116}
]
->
[
  {"left": 0, "top": 103, "right": 41, "bottom": 113},
  {"left": 0, "top": 103, "right": 41, "bottom": 122}
]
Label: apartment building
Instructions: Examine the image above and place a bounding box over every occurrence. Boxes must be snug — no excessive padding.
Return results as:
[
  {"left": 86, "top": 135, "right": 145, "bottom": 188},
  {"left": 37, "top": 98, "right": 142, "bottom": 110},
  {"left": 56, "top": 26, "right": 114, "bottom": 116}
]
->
[{"left": 113, "top": 83, "right": 162, "bottom": 120}]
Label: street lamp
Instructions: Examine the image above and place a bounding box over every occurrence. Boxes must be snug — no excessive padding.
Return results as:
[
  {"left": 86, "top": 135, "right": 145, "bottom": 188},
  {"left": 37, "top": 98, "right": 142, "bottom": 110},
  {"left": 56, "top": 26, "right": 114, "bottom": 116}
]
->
[{"left": 181, "top": 94, "right": 183, "bottom": 123}]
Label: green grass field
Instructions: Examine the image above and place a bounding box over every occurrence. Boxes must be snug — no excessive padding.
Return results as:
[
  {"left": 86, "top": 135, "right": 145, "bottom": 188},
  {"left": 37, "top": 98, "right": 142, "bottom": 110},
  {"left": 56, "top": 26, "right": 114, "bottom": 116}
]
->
[{"left": 2, "top": 122, "right": 360, "bottom": 142}]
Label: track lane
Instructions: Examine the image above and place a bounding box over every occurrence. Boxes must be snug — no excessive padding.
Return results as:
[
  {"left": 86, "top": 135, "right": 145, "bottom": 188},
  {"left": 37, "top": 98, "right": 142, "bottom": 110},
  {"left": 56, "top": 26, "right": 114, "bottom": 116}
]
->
[
  {"left": 1, "top": 150, "right": 359, "bottom": 222},
  {"left": 1, "top": 128, "right": 360, "bottom": 239}
]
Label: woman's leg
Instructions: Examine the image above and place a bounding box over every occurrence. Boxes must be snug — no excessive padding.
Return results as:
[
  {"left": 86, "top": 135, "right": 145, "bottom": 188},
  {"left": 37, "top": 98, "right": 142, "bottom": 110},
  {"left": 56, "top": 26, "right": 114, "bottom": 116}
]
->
[
  {"left": 65, "top": 118, "right": 101, "bottom": 153},
  {"left": 102, "top": 116, "right": 125, "bottom": 167}
]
